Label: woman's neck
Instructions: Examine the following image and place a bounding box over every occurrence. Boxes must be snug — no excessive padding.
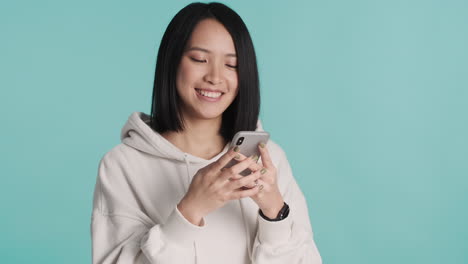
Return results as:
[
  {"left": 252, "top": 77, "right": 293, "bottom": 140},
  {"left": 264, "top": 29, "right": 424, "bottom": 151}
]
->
[{"left": 162, "top": 116, "right": 226, "bottom": 160}]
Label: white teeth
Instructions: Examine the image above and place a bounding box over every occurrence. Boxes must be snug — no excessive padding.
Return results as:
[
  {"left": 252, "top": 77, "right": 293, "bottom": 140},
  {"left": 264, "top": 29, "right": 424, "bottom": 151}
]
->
[{"left": 198, "top": 89, "right": 222, "bottom": 98}]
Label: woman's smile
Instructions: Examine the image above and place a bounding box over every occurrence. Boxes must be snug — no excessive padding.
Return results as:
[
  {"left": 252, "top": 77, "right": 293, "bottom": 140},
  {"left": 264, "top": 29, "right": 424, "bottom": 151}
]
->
[{"left": 195, "top": 88, "right": 224, "bottom": 101}]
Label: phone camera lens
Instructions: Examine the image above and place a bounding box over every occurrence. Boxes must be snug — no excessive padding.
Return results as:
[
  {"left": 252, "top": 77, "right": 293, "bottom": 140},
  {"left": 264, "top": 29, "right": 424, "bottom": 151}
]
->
[{"left": 236, "top": 137, "right": 244, "bottom": 145}]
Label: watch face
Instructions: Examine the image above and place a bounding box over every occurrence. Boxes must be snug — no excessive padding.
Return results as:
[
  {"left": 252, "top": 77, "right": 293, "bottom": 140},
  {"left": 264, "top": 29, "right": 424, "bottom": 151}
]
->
[{"left": 278, "top": 202, "right": 290, "bottom": 220}]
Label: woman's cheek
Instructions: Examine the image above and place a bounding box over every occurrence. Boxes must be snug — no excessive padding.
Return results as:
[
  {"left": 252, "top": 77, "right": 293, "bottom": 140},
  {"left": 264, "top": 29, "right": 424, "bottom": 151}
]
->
[{"left": 226, "top": 71, "right": 238, "bottom": 89}]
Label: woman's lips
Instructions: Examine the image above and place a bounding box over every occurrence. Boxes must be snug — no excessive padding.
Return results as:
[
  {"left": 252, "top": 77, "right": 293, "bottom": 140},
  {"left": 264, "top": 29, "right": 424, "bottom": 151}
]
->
[{"left": 195, "top": 88, "right": 224, "bottom": 102}]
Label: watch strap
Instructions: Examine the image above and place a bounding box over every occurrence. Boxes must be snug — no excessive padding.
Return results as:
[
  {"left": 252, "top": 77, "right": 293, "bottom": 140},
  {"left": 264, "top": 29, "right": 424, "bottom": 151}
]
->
[{"left": 259, "top": 202, "right": 290, "bottom": 222}]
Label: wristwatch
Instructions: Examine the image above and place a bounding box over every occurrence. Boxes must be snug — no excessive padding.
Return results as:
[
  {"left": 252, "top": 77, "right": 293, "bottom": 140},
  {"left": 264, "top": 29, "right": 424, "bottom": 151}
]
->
[{"left": 259, "top": 202, "right": 290, "bottom": 222}]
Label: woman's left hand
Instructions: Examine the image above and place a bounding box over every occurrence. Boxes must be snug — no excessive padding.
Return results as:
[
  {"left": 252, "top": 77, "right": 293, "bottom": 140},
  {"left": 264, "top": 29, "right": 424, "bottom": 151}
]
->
[{"left": 231, "top": 143, "right": 285, "bottom": 219}]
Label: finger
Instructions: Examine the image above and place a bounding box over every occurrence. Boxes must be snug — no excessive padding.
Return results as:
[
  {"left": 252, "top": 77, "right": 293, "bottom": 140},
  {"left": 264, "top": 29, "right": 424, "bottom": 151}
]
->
[
  {"left": 228, "top": 170, "right": 262, "bottom": 190},
  {"left": 255, "top": 178, "right": 267, "bottom": 191},
  {"left": 227, "top": 155, "right": 260, "bottom": 175},
  {"left": 227, "top": 173, "right": 264, "bottom": 187},
  {"left": 211, "top": 147, "right": 241, "bottom": 171},
  {"left": 228, "top": 174, "right": 243, "bottom": 181},
  {"left": 242, "top": 178, "right": 259, "bottom": 189},
  {"left": 249, "top": 162, "right": 262, "bottom": 172},
  {"left": 242, "top": 178, "right": 269, "bottom": 191},
  {"left": 231, "top": 153, "right": 262, "bottom": 172},
  {"left": 222, "top": 169, "right": 257, "bottom": 186},
  {"left": 258, "top": 142, "right": 274, "bottom": 169},
  {"left": 230, "top": 185, "right": 260, "bottom": 199},
  {"left": 234, "top": 152, "right": 248, "bottom": 160}
]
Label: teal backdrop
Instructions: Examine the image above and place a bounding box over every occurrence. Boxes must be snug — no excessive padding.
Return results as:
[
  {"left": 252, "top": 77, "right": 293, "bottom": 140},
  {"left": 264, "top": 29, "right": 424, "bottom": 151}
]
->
[{"left": 1, "top": 0, "right": 467, "bottom": 263}]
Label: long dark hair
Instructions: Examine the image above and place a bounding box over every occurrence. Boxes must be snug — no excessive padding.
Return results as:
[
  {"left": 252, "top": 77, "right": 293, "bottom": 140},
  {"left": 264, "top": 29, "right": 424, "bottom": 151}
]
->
[{"left": 149, "top": 2, "right": 260, "bottom": 142}]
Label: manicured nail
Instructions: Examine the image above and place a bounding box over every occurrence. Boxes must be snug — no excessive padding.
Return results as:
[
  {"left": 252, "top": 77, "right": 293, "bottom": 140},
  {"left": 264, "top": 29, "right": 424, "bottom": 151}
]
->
[
  {"left": 259, "top": 142, "right": 266, "bottom": 148},
  {"left": 233, "top": 146, "right": 240, "bottom": 152},
  {"left": 260, "top": 168, "right": 267, "bottom": 174},
  {"left": 235, "top": 154, "right": 241, "bottom": 159},
  {"left": 251, "top": 155, "right": 259, "bottom": 161}
]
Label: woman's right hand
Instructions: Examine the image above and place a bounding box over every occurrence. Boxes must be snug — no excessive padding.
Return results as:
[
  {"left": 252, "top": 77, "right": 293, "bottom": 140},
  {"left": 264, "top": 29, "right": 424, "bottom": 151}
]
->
[{"left": 177, "top": 147, "right": 262, "bottom": 226}]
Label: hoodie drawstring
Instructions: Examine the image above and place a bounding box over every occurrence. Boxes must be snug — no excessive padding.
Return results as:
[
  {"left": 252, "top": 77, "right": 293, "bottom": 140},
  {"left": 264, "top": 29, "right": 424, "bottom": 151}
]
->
[
  {"left": 183, "top": 154, "right": 191, "bottom": 193},
  {"left": 183, "top": 154, "right": 252, "bottom": 263},
  {"left": 183, "top": 154, "right": 200, "bottom": 263},
  {"left": 239, "top": 199, "right": 253, "bottom": 262}
]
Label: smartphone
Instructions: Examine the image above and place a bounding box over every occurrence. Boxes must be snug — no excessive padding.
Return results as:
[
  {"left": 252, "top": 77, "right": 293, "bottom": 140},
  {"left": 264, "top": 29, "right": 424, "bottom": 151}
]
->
[{"left": 224, "top": 131, "right": 270, "bottom": 176}]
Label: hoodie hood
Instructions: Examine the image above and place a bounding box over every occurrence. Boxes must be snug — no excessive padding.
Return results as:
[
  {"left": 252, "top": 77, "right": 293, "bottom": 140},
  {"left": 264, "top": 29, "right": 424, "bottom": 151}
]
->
[{"left": 120, "top": 112, "right": 264, "bottom": 164}]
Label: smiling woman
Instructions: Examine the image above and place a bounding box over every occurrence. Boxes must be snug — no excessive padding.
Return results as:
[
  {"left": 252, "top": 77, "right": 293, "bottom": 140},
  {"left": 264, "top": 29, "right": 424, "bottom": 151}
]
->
[
  {"left": 176, "top": 19, "right": 239, "bottom": 122},
  {"left": 91, "top": 2, "right": 322, "bottom": 264},
  {"left": 150, "top": 2, "right": 261, "bottom": 145}
]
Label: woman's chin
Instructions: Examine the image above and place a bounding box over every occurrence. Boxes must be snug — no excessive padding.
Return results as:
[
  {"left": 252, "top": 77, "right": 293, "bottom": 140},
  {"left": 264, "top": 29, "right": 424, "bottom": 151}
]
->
[
  {"left": 188, "top": 108, "right": 226, "bottom": 121},
  {"left": 197, "top": 112, "right": 224, "bottom": 120},
  {"left": 180, "top": 101, "right": 231, "bottom": 121}
]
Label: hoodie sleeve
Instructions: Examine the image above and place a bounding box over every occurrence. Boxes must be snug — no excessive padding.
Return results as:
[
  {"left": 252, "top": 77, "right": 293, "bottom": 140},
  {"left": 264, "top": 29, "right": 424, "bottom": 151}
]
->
[
  {"left": 251, "top": 148, "right": 322, "bottom": 264},
  {"left": 91, "top": 152, "right": 203, "bottom": 264}
]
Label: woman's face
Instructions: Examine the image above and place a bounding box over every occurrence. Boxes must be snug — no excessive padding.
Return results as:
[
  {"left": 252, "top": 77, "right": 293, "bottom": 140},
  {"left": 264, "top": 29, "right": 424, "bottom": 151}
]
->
[{"left": 176, "top": 18, "right": 238, "bottom": 122}]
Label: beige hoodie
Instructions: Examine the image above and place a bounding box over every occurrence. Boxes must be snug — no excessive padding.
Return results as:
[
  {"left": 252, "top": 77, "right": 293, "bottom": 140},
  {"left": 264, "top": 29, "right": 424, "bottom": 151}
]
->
[{"left": 91, "top": 112, "right": 322, "bottom": 264}]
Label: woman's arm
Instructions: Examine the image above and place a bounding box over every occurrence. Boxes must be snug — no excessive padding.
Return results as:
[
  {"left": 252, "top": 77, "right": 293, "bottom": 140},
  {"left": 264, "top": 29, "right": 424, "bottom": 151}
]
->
[
  {"left": 92, "top": 205, "right": 202, "bottom": 263},
  {"left": 91, "top": 154, "right": 202, "bottom": 264},
  {"left": 251, "top": 145, "right": 322, "bottom": 264},
  {"left": 91, "top": 147, "right": 263, "bottom": 263}
]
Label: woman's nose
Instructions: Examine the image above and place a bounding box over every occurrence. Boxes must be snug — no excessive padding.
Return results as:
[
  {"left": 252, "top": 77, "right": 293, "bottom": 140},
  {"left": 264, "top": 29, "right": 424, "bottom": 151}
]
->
[{"left": 204, "top": 64, "right": 223, "bottom": 85}]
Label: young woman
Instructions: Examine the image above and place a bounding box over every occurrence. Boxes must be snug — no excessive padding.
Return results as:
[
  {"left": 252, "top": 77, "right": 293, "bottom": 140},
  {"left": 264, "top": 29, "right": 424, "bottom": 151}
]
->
[{"left": 91, "top": 2, "right": 322, "bottom": 263}]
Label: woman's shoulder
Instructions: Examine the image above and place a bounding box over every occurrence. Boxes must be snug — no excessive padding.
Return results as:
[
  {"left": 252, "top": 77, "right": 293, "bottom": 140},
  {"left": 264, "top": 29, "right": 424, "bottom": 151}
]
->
[
  {"left": 98, "top": 143, "right": 142, "bottom": 168},
  {"left": 265, "top": 139, "right": 284, "bottom": 154},
  {"left": 265, "top": 139, "right": 289, "bottom": 166},
  {"left": 256, "top": 121, "right": 288, "bottom": 161}
]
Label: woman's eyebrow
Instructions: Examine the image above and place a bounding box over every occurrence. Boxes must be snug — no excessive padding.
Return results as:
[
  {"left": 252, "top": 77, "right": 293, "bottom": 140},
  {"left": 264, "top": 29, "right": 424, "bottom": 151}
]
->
[{"left": 186, "top": 46, "right": 236, "bottom": 57}]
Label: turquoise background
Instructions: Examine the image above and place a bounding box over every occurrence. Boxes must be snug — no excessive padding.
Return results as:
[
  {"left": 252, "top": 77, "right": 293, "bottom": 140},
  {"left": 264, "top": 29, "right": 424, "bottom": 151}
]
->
[{"left": 1, "top": 0, "right": 467, "bottom": 263}]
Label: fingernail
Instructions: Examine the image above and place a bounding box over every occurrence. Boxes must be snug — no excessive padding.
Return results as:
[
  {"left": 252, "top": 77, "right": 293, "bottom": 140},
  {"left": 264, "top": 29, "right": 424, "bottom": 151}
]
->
[
  {"left": 233, "top": 146, "right": 240, "bottom": 152},
  {"left": 260, "top": 168, "right": 267, "bottom": 174},
  {"left": 251, "top": 155, "right": 259, "bottom": 161},
  {"left": 259, "top": 142, "right": 266, "bottom": 148},
  {"left": 235, "top": 154, "right": 241, "bottom": 159}
]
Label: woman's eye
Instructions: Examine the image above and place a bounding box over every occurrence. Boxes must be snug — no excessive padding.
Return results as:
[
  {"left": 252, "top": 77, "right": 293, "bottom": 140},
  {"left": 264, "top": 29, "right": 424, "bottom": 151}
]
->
[
  {"left": 226, "top": 64, "right": 238, "bottom": 69},
  {"left": 190, "top": 57, "right": 206, "bottom": 63}
]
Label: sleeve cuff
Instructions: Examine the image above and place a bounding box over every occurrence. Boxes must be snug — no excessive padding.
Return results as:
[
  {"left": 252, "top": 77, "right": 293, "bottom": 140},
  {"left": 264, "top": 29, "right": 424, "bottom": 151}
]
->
[
  {"left": 257, "top": 212, "right": 292, "bottom": 246},
  {"left": 160, "top": 206, "right": 206, "bottom": 246}
]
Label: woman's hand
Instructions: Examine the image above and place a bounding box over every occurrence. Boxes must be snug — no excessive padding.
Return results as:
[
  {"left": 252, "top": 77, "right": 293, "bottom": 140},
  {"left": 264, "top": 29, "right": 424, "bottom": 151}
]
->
[
  {"left": 177, "top": 147, "right": 262, "bottom": 226},
  {"left": 232, "top": 143, "right": 285, "bottom": 219}
]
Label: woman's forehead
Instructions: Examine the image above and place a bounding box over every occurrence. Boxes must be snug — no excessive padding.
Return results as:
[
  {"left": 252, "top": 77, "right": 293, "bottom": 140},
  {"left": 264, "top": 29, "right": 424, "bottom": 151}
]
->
[{"left": 186, "top": 19, "right": 236, "bottom": 56}]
